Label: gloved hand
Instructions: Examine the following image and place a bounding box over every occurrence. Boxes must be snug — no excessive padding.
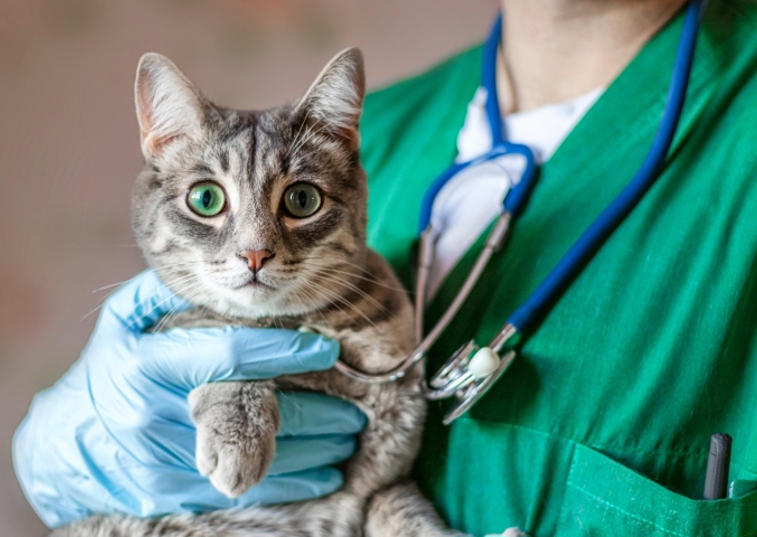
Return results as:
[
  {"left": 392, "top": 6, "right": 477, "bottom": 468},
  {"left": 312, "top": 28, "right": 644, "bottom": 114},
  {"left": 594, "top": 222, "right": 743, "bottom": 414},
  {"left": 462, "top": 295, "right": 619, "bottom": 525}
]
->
[{"left": 12, "top": 270, "right": 366, "bottom": 528}]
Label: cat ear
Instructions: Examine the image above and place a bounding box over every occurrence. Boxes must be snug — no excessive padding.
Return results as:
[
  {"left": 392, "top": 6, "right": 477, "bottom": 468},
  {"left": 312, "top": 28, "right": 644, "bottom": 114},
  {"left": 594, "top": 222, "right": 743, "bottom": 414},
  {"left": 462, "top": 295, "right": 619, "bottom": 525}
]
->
[
  {"left": 135, "top": 53, "right": 206, "bottom": 159},
  {"left": 296, "top": 47, "right": 366, "bottom": 151}
]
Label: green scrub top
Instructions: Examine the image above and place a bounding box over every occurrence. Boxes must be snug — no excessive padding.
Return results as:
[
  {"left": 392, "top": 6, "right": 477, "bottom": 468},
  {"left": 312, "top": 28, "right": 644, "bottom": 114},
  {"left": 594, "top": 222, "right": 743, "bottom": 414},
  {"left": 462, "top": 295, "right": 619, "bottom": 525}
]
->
[{"left": 360, "top": 1, "right": 757, "bottom": 536}]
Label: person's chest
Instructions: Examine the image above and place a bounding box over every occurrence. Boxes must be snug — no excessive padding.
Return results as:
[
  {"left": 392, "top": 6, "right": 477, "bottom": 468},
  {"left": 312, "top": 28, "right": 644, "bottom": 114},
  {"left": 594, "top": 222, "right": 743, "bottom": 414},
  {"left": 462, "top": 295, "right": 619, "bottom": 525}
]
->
[{"left": 359, "top": 9, "right": 757, "bottom": 533}]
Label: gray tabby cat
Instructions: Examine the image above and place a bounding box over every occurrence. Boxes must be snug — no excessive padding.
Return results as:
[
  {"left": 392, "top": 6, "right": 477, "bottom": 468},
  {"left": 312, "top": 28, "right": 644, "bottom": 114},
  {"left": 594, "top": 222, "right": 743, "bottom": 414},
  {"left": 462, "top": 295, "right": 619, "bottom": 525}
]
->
[{"left": 52, "top": 49, "right": 463, "bottom": 537}]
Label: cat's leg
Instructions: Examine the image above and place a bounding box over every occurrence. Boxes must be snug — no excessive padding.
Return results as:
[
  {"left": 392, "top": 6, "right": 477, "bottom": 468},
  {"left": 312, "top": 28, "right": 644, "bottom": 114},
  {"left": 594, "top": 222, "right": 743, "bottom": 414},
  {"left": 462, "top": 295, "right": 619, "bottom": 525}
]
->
[
  {"left": 50, "top": 507, "right": 338, "bottom": 537},
  {"left": 189, "top": 380, "right": 279, "bottom": 497},
  {"left": 150, "top": 310, "right": 279, "bottom": 497},
  {"left": 243, "top": 491, "right": 364, "bottom": 537},
  {"left": 364, "top": 481, "right": 468, "bottom": 537},
  {"left": 50, "top": 515, "right": 220, "bottom": 537},
  {"left": 52, "top": 495, "right": 364, "bottom": 537},
  {"left": 60, "top": 504, "right": 361, "bottom": 537},
  {"left": 273, "top": 367, "right": 433, "bottom": 536}
]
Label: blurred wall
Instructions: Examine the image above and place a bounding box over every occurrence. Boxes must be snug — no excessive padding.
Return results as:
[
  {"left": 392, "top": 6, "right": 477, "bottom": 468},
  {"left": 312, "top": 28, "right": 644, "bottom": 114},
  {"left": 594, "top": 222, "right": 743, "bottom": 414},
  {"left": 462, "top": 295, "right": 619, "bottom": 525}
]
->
[{"left": 0, "top": 0, "right": 498, "bottom": 534}]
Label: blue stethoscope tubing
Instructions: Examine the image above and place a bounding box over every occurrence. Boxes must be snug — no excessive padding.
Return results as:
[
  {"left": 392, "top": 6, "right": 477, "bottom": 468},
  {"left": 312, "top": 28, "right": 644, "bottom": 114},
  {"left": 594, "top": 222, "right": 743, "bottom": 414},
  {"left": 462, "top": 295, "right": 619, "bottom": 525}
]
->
[
  {"left": 417, "top": 13, "right": 537, "bottom": 234},
  {"left": 334, "top": 0, "right": 705, "bottom": 424}
]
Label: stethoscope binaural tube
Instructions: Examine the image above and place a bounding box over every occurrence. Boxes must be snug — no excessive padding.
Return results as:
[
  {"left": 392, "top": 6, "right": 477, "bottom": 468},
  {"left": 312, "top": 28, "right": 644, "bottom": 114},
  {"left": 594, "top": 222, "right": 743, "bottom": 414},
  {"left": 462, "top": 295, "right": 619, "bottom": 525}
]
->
[
  {"left": 334, "top": 210, "right": 517, "bottom": 384},
  {"left": 336, "top": 13, "right": 539, "bottom": 384},
  {"left": 409, "top": 10, "right": 540, "bottom": 354}
]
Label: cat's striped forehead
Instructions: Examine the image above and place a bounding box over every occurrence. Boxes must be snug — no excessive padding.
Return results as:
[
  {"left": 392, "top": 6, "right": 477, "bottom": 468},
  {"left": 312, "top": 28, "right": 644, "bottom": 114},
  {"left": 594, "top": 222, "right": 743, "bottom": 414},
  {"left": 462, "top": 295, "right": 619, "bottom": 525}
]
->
[
  {"left": 167, "top": 107, "right": 357, "bottom": 214},
  {"left": 139, "top": 104, "right": 363, "bottom": 250}
]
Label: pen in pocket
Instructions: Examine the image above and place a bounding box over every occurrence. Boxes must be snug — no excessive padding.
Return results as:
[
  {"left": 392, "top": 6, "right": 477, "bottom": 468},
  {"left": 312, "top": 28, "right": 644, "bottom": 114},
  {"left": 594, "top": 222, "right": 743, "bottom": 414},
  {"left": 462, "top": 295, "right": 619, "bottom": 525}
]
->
[{"left": 703, "top": 433, "right": 731, "bottom": 500}]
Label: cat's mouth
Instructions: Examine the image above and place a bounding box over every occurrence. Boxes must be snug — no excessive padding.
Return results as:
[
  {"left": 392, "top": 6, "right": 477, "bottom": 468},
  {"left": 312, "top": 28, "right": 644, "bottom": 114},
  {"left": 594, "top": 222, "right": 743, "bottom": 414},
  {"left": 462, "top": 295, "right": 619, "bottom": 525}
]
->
[{"left": 234, "top": 275, "right": 275, "bottom": 290}]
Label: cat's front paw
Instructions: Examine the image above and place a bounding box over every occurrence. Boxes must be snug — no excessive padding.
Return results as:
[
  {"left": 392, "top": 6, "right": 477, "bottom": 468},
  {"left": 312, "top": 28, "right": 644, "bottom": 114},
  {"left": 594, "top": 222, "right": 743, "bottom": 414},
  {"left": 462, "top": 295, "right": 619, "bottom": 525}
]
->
[
  {"left": 194, "top": 420, "right": 274, "bottom": 498},
  {"left": 189, "top": 381, "right": 280, "bottom": 498}
]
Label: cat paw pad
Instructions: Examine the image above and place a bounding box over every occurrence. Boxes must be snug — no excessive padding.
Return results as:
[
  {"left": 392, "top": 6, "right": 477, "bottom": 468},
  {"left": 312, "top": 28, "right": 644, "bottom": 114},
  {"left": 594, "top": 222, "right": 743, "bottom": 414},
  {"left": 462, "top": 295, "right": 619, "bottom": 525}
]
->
[{"left": 195, "top": 421, "right": 274, "bottom": 498}]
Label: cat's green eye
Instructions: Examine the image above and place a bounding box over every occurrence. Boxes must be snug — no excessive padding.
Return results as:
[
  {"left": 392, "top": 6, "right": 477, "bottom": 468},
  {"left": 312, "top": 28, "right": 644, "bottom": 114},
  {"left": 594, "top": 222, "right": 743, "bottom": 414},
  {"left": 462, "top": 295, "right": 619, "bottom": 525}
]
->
[
  {"left": 283, "top": 183, "right": 322, "bottom": 218},
  {"left": 187, "top": 182, "right": 226, "bottom": 217}
]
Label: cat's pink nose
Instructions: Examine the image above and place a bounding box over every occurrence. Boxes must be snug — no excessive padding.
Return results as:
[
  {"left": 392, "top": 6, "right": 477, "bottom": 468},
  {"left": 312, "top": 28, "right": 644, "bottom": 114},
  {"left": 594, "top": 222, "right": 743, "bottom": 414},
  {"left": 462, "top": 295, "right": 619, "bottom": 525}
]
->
[{"left": 238, "top": 249, "right": 275, "bottom": 272}]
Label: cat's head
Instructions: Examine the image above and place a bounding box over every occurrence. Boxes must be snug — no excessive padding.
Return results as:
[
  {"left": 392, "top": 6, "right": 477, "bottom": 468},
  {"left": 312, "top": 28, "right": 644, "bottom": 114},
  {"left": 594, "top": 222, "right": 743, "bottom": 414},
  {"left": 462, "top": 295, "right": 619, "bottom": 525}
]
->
[{"left": 131, "top": 49, "right": 368, "bottom": 319}]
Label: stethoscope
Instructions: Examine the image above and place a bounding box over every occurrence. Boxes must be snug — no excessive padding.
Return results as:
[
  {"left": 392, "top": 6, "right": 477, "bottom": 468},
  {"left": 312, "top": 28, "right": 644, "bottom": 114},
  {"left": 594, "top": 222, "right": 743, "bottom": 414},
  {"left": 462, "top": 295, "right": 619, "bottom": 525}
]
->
[{"left": 335, "top": 0, "right": 705, "bottom": 424}]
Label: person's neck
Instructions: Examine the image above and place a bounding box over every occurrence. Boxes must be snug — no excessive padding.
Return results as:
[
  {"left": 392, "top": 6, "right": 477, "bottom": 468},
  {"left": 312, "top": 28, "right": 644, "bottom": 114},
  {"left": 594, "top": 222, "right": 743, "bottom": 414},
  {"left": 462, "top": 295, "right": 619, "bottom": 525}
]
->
[{"left": 498, "top": 0, "right": 688, "bottom": 113}]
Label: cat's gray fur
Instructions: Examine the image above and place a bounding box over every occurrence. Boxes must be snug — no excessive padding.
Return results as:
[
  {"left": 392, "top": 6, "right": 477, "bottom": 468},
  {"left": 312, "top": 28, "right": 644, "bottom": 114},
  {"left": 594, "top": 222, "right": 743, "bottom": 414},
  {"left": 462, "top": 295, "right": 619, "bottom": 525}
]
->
[{"left": 52, "top": 49, "right": 464, "bottom": 537}]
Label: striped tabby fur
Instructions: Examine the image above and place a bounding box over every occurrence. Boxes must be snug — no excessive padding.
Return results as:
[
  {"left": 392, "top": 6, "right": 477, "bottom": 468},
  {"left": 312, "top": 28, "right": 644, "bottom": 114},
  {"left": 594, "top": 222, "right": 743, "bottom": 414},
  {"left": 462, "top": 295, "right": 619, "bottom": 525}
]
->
[{"left": 53, "top": 49, "right": 462, "bottom": 537}]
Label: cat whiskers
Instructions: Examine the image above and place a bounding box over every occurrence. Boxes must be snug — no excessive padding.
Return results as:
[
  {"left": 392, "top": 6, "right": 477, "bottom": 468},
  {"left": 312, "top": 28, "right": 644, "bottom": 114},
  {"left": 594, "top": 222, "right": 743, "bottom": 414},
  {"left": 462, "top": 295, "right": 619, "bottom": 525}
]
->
[
  {"left": 301, "top": 279, "right": 354, "bottom": 324},
  {"left": 302, "top": 258, "right": 407, "bottom": 293},
  {"left": 305, "top": 267, "right": 390, "bottom": 316},
  {"left": 153, "top": 280, "right": 207, "bottom": 333},
  {"left": 119, "top": 261, "right": 209, "bottom": 331},
  {"left": 295, "top": 285, "right": 331, "bottom": 326},
  {"left": 151, "top": 268, "right": 219, "bottom": 333},
  {"left": 79, "top": 263, "right": 204, "bottom": 322},
  {"left": 81, "top": 277, "right": 138, "bottom": 321},
  {"left": 302, "top": 277, "right": 377, "bottom": 328},
  {"left": 91, "top": 279, "right": 134, "bottom": 294},
  {"left": 81, "top": 264, "right": 204, "bottom": 323}
]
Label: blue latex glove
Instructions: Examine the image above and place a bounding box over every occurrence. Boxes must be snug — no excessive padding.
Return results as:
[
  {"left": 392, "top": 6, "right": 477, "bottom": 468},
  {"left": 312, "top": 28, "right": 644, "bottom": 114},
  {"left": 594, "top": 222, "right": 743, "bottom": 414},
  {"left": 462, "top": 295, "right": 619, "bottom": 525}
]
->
[{"left": 13, "top": 270, "right": 366, "bottom": 528}]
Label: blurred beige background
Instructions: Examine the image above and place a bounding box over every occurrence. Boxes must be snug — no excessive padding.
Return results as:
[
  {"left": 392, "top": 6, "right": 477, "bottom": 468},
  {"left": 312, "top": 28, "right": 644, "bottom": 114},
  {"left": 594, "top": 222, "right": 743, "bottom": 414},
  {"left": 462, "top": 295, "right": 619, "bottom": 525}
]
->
[{"left": 0, "top": 0, "right": 497, "bottom": 534}]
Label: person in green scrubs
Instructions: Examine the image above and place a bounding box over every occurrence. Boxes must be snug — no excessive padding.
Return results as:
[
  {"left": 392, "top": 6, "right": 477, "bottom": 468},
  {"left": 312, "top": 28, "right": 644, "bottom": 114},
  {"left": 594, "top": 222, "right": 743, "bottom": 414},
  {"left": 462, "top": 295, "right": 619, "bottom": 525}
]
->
[
  {"left": 14, "top": 0, "right": 757, "bottom": 535},
  {"left": 360, "top": 0, "right": 757, "bottom": 535}
]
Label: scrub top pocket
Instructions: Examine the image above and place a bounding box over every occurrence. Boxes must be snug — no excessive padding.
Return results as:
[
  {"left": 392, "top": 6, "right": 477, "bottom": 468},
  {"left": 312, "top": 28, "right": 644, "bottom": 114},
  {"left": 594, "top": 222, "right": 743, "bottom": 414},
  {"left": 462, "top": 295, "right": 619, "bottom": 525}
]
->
[{"left": 557, "top": 443, "right": 757, "bottom": 537}]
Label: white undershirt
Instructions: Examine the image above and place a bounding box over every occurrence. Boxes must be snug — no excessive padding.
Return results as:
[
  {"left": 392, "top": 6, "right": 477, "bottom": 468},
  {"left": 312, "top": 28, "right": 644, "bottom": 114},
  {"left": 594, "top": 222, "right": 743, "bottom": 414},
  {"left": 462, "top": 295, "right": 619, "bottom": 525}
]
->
[{"left": 426, "top": 86, "right": 604, "bottom": 299}]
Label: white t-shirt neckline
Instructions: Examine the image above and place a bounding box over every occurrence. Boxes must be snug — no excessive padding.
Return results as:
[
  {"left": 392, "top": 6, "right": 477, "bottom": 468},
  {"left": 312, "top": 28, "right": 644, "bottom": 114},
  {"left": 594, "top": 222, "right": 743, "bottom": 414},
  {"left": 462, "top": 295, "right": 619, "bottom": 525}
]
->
[{"left": 426, "top": 85, "right": 604, "bottom": 300}]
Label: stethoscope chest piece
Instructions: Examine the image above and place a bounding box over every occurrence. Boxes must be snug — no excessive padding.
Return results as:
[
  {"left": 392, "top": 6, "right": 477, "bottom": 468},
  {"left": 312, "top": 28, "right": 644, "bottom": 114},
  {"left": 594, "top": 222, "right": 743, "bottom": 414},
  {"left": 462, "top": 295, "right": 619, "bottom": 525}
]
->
[{"left": 426, "top": 336, "right": 518, "bottom": 425}]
